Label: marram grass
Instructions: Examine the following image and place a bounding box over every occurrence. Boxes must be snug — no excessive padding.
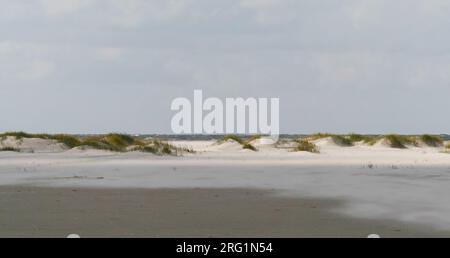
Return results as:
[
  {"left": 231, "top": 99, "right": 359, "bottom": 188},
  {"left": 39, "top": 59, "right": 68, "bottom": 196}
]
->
[
  {"left": 218, "top": 135, "right": 257, "bottom": 151},
  {"left": 294, "top": 139, "right": 319, "bottom": 153},
  {"left": 0, "top": 132, "right": 191, "bottom": 155}
]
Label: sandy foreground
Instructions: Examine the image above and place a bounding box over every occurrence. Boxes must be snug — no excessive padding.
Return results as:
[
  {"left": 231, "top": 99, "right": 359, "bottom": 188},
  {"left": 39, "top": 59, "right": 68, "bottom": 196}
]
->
[{"left": 0, "top": 138, "right": 450, "bottom": 237}]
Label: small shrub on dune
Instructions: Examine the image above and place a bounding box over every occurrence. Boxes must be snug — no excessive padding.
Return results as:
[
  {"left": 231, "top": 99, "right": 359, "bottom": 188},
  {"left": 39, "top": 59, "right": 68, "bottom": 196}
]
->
[
  {"left": 309, "top": 133, "right": 333, "bottom": 141},
  {"left": 347, "top": 134, "right": 366, "bottom": 143},
  {"left": 161, "top": 144, "right": 172, "bottom": 155},
  {"left": 331, "top": 135, "right": 353, "bottom": 147},
  {"left": 51, "top": 135, "right": 82, "bottom": 148},
  {"left": 219, "top": 135, "right": 245, "bottom": 145},
  {"left": 420, "top": 135, "right": 443, "bottom": 147},
  {"left": 81, "top": 136, "right": 122, "bottom": 151},
  {"left": 217, "top": 135, "right": 258, "bottom": 151},
  {"left": 105, "top": 134, "right": 135, "bottom": 148},
  {"left": 0, "top": 147, "right": 20, "bottom": 152},
  {"left": 242, "top": 143, "right": 257, "bottom": 151},
  {"left": 294, "top": 139, "right": 319, "bottom": 153},
  {"left": 0, "top": 132, "right": 32, "bottom": 139},
  {"left": 384, "top": 135, "right": 417, "bottom": 149},
  {"left": 363, "top": 136, "right": 380, "bottom": 146},
  {"left": 445, "top": 143, "right": 450, "bottom": 149}
]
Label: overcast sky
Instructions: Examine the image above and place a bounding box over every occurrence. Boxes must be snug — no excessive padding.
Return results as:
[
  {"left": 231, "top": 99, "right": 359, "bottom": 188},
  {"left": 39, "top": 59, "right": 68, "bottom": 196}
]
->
[{"left": 1, "top": 0, "right": 449, "bottom": 134}]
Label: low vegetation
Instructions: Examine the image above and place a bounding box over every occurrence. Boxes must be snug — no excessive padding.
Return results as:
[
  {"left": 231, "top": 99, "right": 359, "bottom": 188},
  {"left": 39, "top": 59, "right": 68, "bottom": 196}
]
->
[
  {"left": 218, "top": 135, "right": 257, "bottom": 151},
  {"left": 218, "top": 135, "right": 245, "bottom": 145},
  {"left": 309, "top": 133, "right": 333, "bottom": 141},
  {"left": 308, "top": 133, "right": 380, "bottom": 147},
  {"left": 293, "top": 139, "right": 319, "bottom": 153},
  {"left": 384, "top": 134, "right": 417, "bottom": 149},
  {"left": 420, "top": 135, "right": 443, "bottom": 147},
  {"left": 331, "top": 135, "right": 353, "bottom": 147},
  {"left": 0, "top": 147, "right": 20, "bottom": 152},
  {"left": 242, "top": 143, "right": 257, "bottom": 151},
  {"left": 0, "top": 132, "right": 191, "bottom": 155},
  {"left": 305, "top": 133, "right": 433, "bottom": 149}
]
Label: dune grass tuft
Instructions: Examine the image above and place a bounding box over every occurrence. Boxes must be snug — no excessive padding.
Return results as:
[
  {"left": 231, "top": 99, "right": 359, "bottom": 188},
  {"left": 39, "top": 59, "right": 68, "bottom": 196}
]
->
[
  {"left": 331, "top": 135, "right": 353, "bottom": 147},
  {"left": 420, "top": 135, "right": 443, "bottom": 147},
  {"left": 218, "top": 135, "right": 257, "bottom": 151},
  {"left": 294, "top": 139, "right": 319, "bottom": 153},
  {"left": 346, "top": 134, "right": 366, "bottom": 143},
  {"left": 308, "top": 133, "right": 380, "bottom": 146},
  {"left": 0, "top": 131, "right": 191, "bottom": 155},
  {"left": 130, "top": 139, "right": 194, "bottom": 156},
  {"left": 51, "top": 135, "right": 82, "bottom": 148},
  {"left": 242, "top": 143, "right": 257, "bottom": 151},
  {"left": 309, "top": 133, "right": 333, "bottom": 141},
  {"left": 0, "top": 132, "right": 32, "bottom": 140},
  {"left": 0, "top": 147, "right": 20, "bottom": 152},
  {"left": 219, "top": 135, "right": 245, "bottom": 145},
  {"left": 384, "top": 135, "right": 417, "bottom": 149}
]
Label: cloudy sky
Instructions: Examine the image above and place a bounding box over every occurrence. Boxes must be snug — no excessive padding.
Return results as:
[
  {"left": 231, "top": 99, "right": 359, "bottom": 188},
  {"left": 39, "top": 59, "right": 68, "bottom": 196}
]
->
[{"left": 1, "top": 0, "right": 449, "bottom": 134}]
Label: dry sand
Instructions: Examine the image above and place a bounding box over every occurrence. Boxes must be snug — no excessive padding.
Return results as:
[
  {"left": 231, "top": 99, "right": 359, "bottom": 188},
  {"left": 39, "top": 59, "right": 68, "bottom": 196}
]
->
[{"left": 1, "top": 137, "right": 450, "bottom": 237}]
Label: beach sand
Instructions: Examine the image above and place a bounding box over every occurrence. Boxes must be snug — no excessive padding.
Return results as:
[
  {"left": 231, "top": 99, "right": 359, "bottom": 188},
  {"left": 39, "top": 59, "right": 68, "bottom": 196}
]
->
[
  {"left": 1, "top": 137, "right": 450, "bottom": 237},
  {"left": 1, "top": 186, "right": 447, "bottom": 238}
]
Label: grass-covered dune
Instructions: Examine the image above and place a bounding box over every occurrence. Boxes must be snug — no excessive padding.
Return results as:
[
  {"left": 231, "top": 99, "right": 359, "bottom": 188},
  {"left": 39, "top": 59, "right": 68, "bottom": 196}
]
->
[
  {"left": 306, "top": 133, "right": 445, "bottom": 149},
  {"left": 0, "top": 132, "right": 193, "bottom": 155},
  {"left": 217, "top": 135, "right": 258, "bottom": 151},
  {"left": 293, "top": 139, "right": 320, "bottom": 153}
]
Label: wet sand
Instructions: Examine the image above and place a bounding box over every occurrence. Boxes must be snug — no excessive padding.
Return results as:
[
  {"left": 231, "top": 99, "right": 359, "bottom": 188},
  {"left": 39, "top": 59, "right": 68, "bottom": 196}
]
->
[{"left": 0, "top": 186, "right": 447, "bottom": 238}]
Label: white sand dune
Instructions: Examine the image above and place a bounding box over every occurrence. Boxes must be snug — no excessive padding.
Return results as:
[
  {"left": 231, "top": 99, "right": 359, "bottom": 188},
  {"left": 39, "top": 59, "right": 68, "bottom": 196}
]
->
[
  {"left": 0, "top": 136, "right": 67, "bottom": 153},
  {"left": 1, "top": 138, "right": 450, "bottom": 232}
]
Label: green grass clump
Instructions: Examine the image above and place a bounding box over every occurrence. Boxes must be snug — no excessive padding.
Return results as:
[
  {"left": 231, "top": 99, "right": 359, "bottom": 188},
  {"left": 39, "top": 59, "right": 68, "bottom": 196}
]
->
[
  {"left": 0, "top": 147, "right": 20, "bottom": 152},
  {"left": 294, "top": 139, "right": 319, "bottom": 153},
  {"left": 219, "top": 135, "right": 245, "bottom": 145},
  {"left": 420, "top": 135, "right": 443, "bottom": 147},
  {"left": 309, "top": 133, "right": 333, "bottom": 140},
  {"left": 79, "top": 134, "right": 138, "bottom": 152},
  {"left": 363, "top": 136, "right": 380, "bottom": 146},
  {"left": 242, "top": 143, "right": 257, "bottom": 151},
  {"left": 346, "top": 134, "right": 366, "bottom": 143},
  {"left": 81, "top": 136, "right": 122, "bottom": 151},
  {"left": 331, "top": 135, "right": 353, "bottom": 147},
  {"left": 0, "top": 132, "right": 32, "bottom": 139},
  {"left": 308, "top": 133, "right": 379, "bottom": 146},
  {"left": 130, "top": 139, "right": 194, "bottom": 156},
  {"left": 445, "top": 143, "right": 450, "bottom": 149},
  {"left": 51, "top": 135, "right": 82, "bottom": 148},
  {"left": 384, "top": 135, "right": 417, "bottom": 149},
  {"left": 0, "top": 131, "right": 188, "bottom": 155},
  {"left": 105, "top": 134, "right": 135, "bottom": 148},
  {"left": 218, "top": 135, "right": 257, "bottom": 151}
]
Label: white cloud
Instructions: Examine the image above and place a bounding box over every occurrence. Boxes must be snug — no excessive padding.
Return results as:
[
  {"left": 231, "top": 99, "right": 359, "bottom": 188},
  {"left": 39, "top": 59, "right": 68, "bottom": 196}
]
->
[
  {"left": 20, "top": 60, "right": 55, "bottom": 80},
  {"left": 0, "top": 41, "right": 19, "bottom": 55},
  {"left": 39, "top": 0, "right": 95, "bottom": 15},
  {"left": 96, "top": 47, "right": 122, "bottom": 61},
  {"left": 109, "top": 0, "right": 192, "bottom": 28},
  {"left": 240, "top": 0, "right": 278, "bottom": 9}
]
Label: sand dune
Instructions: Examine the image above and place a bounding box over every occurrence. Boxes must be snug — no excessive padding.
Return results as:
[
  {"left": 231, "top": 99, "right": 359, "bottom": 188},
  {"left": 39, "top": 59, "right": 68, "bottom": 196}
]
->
[{"left": 0, "top": 136, "right": 67, "bottom": 153}]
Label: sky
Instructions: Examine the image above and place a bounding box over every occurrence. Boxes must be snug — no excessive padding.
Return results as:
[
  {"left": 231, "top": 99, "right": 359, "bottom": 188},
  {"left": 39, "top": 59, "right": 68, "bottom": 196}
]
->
[{"left": 1, "top": 0, "right": 449, "bottom": 134}]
